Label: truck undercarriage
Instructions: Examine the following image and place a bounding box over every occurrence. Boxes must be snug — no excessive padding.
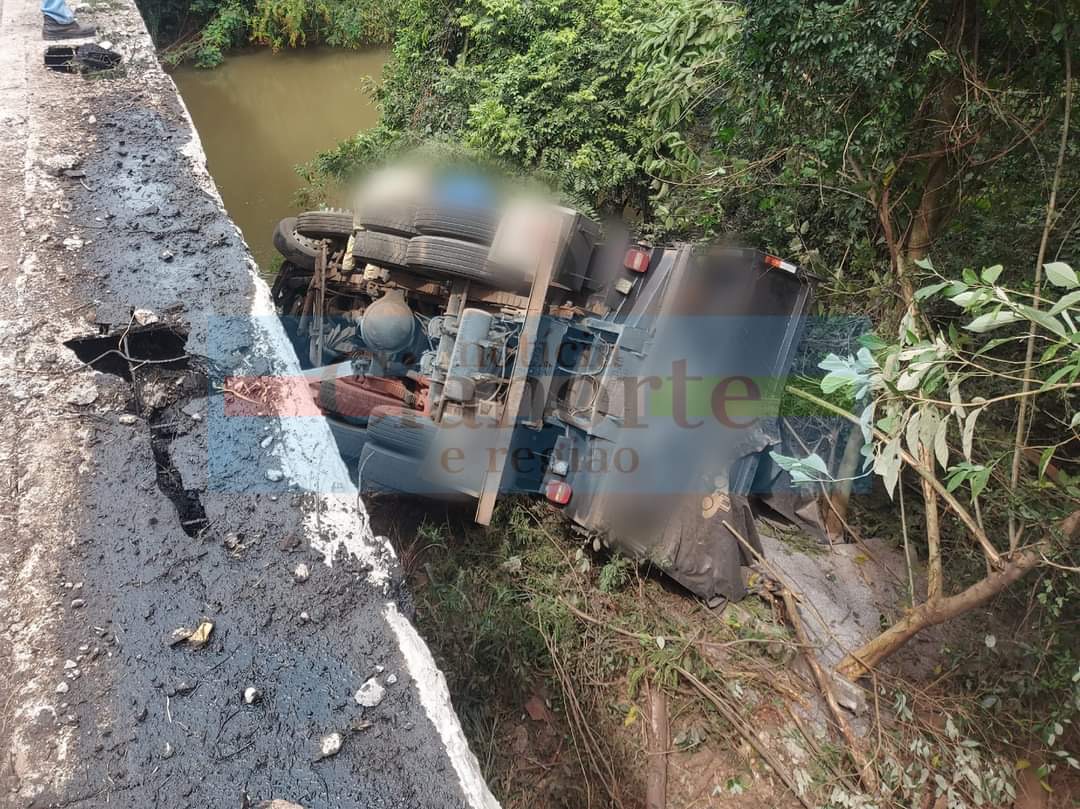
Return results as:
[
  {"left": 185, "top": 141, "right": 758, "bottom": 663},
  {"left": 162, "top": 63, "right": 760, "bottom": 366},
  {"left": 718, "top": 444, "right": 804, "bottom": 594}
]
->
[{"left": 270, "top": 178, "right": 815, "bottom": 604}]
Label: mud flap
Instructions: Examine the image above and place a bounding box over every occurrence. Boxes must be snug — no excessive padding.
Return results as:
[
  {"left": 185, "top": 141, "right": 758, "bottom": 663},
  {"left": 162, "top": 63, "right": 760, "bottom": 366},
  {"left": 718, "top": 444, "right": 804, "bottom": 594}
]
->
[{"left": 646, "top": 489, "right": 762, "bottom": 605}]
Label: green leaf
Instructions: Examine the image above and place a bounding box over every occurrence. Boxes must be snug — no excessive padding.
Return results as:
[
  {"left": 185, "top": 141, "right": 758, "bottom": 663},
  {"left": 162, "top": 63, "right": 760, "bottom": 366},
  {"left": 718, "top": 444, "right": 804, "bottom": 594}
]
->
[
  {"left": 934, "top": 419, "right": 949, "bottom": 470},
  {"left": 965, "top": 310, "right": 1021, "bottom": 333},
  {"left": 970, "top": 465, "right": 991, "bottom": 499},
  {"left": 1048, "top": 290, "right": 1080, "bottom": 316},
  {"left": 1038, "top": 446, "right": 1055, "bottom": 479},
  {"left": 914, "top": 257, "right": 935, "bottom": 271},
  {"left": 981, "top": 264, "right": 1003, "bottom": 284},
  {"left": 875, "top": 434, "right": 902, "bottom": 499},
  {"left": 915, "top": 281, "right": 949, "bottom": 300},
  {"left": 1015, "top": 304, "right": 1067, "bottom": 338},
  {"left": 962, "top": 405, "right": 985, "bottom": 461},
  {"left": 1039, "top": 364, "right": 1077, "bottom": 390},
  {"left": 1044, "top": 262, "right": 1078, "bottom": 289}
]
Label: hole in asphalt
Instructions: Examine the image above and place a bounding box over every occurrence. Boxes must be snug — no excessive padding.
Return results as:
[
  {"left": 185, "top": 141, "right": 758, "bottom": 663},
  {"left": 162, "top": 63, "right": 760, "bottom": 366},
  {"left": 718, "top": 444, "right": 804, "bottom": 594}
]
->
[
  {"left": 64, "top": 324, "right": 188, "bottom": 381},
  {"left": 66, "top": 323, "right": 208, "bottom": 537}
]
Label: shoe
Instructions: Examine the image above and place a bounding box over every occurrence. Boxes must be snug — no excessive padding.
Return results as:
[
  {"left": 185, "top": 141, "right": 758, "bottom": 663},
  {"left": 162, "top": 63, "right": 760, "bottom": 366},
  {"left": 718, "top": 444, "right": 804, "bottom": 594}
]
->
[{"left": 43, "top": 16, "right": 96, "bottom": 40}]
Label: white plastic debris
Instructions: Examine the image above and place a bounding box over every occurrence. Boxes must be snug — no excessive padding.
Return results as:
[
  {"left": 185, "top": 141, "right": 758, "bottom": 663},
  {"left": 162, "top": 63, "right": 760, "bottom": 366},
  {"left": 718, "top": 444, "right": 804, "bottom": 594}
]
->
[
  {"left": 132, "top": 309, "right": 159, "bottom": 325},
  {"left": 293, "top": 563, "right": 310, "bottom": 583},
  {"left": 243, "top": 687, "right": 262, "bottom": 705},
  {"left": 265, "top": 468, "right": 285, "bottom": 482},
  {"left": 319, "top": 732, "right": 342, "bottom": 758},
  {"left": 56, "top": 682, "right": 69, "bottom": 694},
  {"left": 354, "top": 677, "right": 385, "bottom": 708}
]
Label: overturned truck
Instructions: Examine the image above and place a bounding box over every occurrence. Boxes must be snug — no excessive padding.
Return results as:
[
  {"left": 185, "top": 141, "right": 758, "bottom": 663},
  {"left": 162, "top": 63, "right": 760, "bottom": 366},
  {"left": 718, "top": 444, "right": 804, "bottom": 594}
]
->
[{"left": 270, "top": 181, "right": 814, "bottom": 605}]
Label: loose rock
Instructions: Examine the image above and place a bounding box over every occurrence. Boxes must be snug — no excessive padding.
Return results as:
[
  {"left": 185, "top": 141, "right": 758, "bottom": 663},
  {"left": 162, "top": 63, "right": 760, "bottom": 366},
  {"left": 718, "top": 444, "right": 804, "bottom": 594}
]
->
[
  {"left": 42, "top": 153, "right": 82, "bottom": 176},
  {"left": 318, "top": 732, "right": 342, "bottom": 759},
  {"left": 354, "top": 677, "right": 385, "bottom": 708},
  {"left": 293, "top": 563, "right": 310, "bottom": 583}
]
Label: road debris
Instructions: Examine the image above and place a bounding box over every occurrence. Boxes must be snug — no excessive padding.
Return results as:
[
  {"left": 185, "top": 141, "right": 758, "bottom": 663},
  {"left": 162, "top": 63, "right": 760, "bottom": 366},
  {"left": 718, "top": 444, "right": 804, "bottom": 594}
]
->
[
  {"left": 355, "top": 677, "right": 385, "bottom": 708},
  {"left": 318, "top": 732, "right": 343, "bottom": 759},
  {"left": 265, "top": 468, "right": 285, "bottom": 482},
  {"left": 293, "top": 563, "right": 310, "bottom": 583},
  {"left": 118, "top": 413, "right": 138, "bottom": 425},
  {"left": 168, "top": 620, "right": 214, "bottom": 648},
  {"left": 42, "top": 153, "right": 82, "bottom": 176},
  {"left": 56, "top": 681, "right": 70, "bottom": 694},
  {"left": 132, "top": 308, "right": 159, "bottom": 325},
  {"left": 243, "top": 686, "right": 263, "bottom": 705}
]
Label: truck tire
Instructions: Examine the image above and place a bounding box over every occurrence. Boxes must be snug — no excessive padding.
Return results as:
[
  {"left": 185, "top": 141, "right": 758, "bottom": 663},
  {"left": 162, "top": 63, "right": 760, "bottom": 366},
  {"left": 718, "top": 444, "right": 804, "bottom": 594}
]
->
[
  {"left": 272, "top": 217, "right": 319, "bottom": 271},
  {"left": 405, "top": 236, "right": 498, "bottom": 285},
  {"left": 356, "top": 204, "right": 419, "bottom": 238},
  {"left": 296, "top": 209, "right": 354, "bottom": 240},
  {"left": 367, "top": 407, "right": 436, "bottom": 458},
  {"left": 357, "top": 444, "right": 425, "bottom": 494},
  {"left": 326, "top": 416, "right": 369, "bottom": 460},
  {"left": 413, "top": 205, "right": 497, "bottom": 244},
  {"left": 351, "top": 230, "right": 410, "bottom": 270}
]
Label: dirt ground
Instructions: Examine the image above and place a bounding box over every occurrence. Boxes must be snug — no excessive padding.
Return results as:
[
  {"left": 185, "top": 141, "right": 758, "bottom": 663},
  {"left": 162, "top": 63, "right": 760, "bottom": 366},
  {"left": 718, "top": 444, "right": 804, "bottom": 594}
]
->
[{"left": 0, "top": 0, "right": 495, "bottom": 805}]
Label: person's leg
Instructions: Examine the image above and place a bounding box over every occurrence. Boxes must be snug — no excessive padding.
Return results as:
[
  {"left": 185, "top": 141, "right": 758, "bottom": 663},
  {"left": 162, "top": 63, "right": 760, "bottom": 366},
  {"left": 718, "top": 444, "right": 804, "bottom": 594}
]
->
[
  {"left": 41, "top": 0, "right": 95, "bottom": 39},
  {"left": 41, "top": 0, "right": 74, "bottom": 24}
]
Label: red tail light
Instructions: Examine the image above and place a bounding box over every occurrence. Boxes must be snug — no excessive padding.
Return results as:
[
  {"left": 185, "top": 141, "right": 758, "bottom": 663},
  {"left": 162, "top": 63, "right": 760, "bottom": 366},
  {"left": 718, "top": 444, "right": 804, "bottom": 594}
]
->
[
  {"left": 545, "top": 481, "right": 572, "bottom": 505},
  {"left": 764, "top": 254, "right": 798, "bottom": 273},
  {"left": 624, "top": 248, "right": 651, "bottom": 273}
]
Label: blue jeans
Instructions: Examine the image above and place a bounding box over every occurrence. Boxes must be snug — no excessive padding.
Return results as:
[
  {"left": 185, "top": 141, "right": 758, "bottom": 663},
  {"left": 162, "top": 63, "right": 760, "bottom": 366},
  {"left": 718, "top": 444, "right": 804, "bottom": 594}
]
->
[{"left": 42, "top": 0, "right": 75, "bottom": 24}]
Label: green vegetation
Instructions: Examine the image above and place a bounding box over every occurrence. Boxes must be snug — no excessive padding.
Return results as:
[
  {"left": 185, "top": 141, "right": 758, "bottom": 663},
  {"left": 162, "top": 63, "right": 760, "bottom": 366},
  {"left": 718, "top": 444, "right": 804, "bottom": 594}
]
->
[{"left": 141, "top": 0, "right": 399, "bottom": 66}]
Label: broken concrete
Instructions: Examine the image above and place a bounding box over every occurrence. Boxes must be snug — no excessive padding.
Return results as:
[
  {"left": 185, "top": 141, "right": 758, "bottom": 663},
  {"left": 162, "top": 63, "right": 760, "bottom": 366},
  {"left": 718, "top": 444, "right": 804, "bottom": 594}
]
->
[{"left": 0, "top": 0, "right": 498, "bottom": 805}]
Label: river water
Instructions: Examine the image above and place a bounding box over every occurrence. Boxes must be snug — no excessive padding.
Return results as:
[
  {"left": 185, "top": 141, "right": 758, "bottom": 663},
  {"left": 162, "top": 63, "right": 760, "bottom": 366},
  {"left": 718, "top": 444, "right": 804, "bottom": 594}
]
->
[{"left": 172, "top": 47, "right": 387, "bottom": 269}]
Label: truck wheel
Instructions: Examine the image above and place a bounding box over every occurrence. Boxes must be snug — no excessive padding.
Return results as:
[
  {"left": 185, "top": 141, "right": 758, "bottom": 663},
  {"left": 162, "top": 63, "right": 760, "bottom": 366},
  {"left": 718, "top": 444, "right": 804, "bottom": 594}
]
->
[
  {"left": 352, "top": 231, "right": 410, "bottom": 270},
  {"left": 296, "top": 209, "right": 354, "bottom": 240},
  {"left": 367, "top": 407, "right": 436, "bottom": 458},
  {"left": 413, "top": 205, "right": 497, "bottom": 244},
  {"left": 405, "top": 236, "right": 499, "bottom": 285},
  {"left": 357, "top": 444, "right": 424, "bottom": 494},
  {"left": 356, "top": 204, "right": 419, "bottom": 237},
  {"left": 326, "top": 416, "right": 369, "bottom": 460},
  {"left": 272, "top": 217, "right": 319, "bottom": 271}
]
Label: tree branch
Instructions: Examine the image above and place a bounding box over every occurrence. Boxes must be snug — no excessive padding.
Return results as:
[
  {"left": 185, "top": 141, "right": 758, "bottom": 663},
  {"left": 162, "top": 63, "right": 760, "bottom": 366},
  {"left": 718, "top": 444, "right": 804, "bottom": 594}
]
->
[
  {"left": 1008, "top": 33, "right": 1073, "bottom": 550},
  {"left": 785, "top": 385, "right": 1001, "bottom": 566}
]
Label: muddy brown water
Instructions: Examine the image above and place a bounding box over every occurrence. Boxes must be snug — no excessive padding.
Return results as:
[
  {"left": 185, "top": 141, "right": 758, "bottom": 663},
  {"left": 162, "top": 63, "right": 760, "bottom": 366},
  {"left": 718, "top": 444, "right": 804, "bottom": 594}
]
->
[{"left": 172, "top": 47, "right": 387, "bottom": 270}]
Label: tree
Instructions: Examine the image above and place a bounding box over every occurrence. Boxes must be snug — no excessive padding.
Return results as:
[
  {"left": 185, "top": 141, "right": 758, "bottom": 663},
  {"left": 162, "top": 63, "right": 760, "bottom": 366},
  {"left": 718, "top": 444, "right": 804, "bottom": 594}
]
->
[{"left": 775, "top": 256, "right": 1080, "bottom": 677}]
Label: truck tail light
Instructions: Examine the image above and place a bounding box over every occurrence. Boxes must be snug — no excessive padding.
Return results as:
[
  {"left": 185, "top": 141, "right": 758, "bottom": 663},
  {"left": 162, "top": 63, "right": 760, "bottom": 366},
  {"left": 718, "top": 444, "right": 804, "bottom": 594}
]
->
[
  {"left": 545, "top": 481, "right": 572, "bottom": 505},
  {"left": 624, "top": 247, "right": 651, "bottom": 273},
  {"left": 764, "top": 254, "right": 798, "bottom": 274}
]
